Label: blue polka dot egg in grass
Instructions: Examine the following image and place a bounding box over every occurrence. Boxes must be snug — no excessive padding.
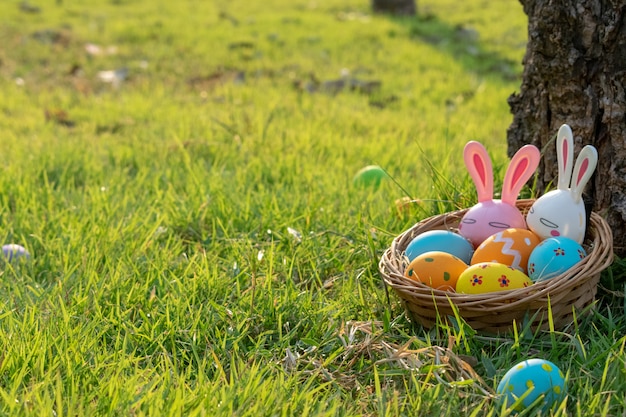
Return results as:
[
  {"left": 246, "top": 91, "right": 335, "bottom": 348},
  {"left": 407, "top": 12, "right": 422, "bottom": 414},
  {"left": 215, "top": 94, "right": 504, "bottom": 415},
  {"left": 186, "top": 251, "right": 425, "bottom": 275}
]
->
[{"left": 496, "top": 358, "right": 566, "bottom": 413}]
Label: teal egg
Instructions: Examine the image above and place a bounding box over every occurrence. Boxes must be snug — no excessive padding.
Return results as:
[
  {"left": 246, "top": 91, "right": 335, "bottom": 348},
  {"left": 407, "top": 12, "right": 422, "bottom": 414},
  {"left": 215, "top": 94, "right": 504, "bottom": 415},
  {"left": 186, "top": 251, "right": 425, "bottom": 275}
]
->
[
  {"left": 405, "top": 230, "right": 474, "bottom": 264},
  {"left": 496, "top": 359, "right": 566, "bottom": 413},
  {"left": 527, "top": 237, "right": 586, "bottom": 281},
  {"left": 352, "top": 165, "right": 387, "bottom": 189}
]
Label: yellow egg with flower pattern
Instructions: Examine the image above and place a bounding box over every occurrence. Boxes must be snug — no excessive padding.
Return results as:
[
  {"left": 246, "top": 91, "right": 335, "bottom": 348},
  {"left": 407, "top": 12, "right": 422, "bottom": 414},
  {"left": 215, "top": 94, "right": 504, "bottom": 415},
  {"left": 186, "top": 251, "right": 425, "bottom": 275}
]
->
[{"left": 456, "top": 262, "right": 532, "bottom": 294}]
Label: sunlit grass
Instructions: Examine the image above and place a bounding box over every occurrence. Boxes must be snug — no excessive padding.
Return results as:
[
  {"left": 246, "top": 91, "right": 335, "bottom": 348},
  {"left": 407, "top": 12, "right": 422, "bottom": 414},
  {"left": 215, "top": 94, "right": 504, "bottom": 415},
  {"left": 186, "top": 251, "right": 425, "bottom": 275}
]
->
[{"left": 0, "top": 0, "right": 624, "bottom": 415}]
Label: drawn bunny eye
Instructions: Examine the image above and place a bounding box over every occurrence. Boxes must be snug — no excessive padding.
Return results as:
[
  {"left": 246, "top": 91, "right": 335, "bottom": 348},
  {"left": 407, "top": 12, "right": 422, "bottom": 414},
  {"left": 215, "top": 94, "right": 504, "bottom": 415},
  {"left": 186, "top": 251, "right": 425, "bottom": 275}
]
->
[
  {"left": 488, "top": 221, "right": 510, "bottom": 229},
  {"left": 529, "top": 206, "right": 535, "bottom": 214},
  {"left": 462, "top": 218, "right": 477, "bottom": 225},
  {"left": 540, "top": 218, "right": 559, "bottom": 229}
]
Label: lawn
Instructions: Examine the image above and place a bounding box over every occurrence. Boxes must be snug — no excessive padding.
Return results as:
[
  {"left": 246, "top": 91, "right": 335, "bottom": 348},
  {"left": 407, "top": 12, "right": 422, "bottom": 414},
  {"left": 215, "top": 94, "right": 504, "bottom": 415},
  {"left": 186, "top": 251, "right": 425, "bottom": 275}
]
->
[{"left": 0, "top": 0, "right": 624, "bottom": 415}]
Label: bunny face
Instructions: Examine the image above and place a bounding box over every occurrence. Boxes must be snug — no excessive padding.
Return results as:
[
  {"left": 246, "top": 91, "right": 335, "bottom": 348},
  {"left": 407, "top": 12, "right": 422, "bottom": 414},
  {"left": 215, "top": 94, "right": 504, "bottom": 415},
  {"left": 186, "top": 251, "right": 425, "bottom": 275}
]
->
[
  {"left": 459, "top": 141, "right": 540, "bottom": 248},
  {"left": 526, "top": 190, "right": 585, "bottom": 242},
  {"left": 526, "top": 124, "right": 598, "bottom": 244},
  {"left": 459, "top": 201, "right": 527, "bottom": 247}
]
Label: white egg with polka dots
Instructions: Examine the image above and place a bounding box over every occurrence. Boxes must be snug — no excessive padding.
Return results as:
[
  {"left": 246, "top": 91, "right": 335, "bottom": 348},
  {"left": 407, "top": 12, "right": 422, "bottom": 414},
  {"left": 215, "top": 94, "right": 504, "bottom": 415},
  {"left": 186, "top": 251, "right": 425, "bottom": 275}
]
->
[{"left": 496, "top": 358, "right": 566, "bottom": 413}]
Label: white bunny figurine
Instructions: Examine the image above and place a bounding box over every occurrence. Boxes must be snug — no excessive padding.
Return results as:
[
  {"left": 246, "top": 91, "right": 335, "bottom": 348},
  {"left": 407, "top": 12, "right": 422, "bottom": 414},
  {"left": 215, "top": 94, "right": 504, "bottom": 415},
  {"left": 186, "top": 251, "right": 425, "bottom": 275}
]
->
[
  {"left": 526, "top": 124, "right": 598, "bottom": 244},
  {"left": 458, "top": 141, "right": 540, "bottom": 248}
]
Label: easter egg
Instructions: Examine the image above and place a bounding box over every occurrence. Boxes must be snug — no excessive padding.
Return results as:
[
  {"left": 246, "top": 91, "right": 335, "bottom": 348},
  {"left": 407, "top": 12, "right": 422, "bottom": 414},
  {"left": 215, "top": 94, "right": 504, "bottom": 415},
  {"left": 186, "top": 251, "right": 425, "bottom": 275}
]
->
[
  {"left": 352, "top": 165, "right": 387, "bottom": 189},
  {"left": 456, "top": 262, "right": 532, "bottom": 294},
  {"left": 527, "top": 237, "right": 586, "bottom": 282},
  {"left": 2, "top": 244, "right": 30, "bottom": 262},
  {"left": 471, "top": 228, "right": 540, "bottom": 274},
  {"left": 405, "top": 230, "right": 474, "bottom": 264},
  {"left": 458, "top": 201, "right": 528, "bottom": 248},
  {"left": 404, "top": 251, "right": 468, "bottom": 291},
  {"left": 496, "top": 359, "right": 566, "bottom": 413}
]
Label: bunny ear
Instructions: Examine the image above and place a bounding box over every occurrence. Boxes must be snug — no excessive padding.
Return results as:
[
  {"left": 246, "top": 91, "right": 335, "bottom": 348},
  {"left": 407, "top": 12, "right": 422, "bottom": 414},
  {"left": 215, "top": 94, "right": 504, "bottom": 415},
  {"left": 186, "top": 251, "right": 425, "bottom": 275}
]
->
[
  {"left": 463, "top": 141, "right": 493, "bottom": 202},
  {"left": 501, "top": 144, "right": 540, "bottom": 205},
  {"left": 570, "top": 145, "right": 598, "bottom": 203},
  {"left": 556, "top": 124, "right": 575, "bottom": 190}
]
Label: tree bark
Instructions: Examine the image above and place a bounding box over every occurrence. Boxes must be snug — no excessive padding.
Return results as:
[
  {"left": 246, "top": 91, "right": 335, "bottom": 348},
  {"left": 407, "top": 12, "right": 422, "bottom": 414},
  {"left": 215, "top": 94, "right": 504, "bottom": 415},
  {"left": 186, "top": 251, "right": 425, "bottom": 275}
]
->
[
  {"left": 371, "top": 0, "right": 416, "bottom": 16},
  {"left": 507, "top": 0, "right": 626, "bottom": 255}
]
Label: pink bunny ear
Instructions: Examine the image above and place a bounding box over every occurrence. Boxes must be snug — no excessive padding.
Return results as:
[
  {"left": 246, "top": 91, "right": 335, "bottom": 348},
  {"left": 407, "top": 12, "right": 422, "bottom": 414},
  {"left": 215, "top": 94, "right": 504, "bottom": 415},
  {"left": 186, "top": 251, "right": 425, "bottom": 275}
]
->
[
  {"left": 501, "top": 145, "right": 540, "bottom": 205},
  {"left": 463, "top": 141, "right": 493, "bottom": 202},
  {"left": 570, "top": 145, "right": 598, "bottom": 203}
]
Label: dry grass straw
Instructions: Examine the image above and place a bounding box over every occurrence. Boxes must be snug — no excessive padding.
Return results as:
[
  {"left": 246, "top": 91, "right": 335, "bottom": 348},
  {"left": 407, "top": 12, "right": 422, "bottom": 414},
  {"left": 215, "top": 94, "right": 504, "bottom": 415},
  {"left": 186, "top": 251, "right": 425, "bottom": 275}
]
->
[
  {"left": 282, "top": 321, "right": 493, "bottom": 398},
  {"left": 379, "top": 199, "right": 614, "bottom": 334}
]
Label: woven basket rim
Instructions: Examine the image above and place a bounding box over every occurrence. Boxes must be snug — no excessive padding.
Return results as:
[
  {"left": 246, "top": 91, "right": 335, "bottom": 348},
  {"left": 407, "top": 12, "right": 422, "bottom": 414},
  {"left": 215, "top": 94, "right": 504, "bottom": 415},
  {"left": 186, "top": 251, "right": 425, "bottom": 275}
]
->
[{"left": 380, "top": 199, "right": 614, "bottom": 312}]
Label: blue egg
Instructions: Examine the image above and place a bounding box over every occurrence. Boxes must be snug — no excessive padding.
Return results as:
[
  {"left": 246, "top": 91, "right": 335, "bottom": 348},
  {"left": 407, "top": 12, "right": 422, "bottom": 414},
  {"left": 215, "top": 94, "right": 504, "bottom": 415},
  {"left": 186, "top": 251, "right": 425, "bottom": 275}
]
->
[
  {"left": 527, "top": 237, "right": 586, "bottom": 282},
  {"left": 405, "top": 230, "right": 474, "bottom": 264},
  {"left": 496, "top": 359, "right": 566, "bottom": 413}
]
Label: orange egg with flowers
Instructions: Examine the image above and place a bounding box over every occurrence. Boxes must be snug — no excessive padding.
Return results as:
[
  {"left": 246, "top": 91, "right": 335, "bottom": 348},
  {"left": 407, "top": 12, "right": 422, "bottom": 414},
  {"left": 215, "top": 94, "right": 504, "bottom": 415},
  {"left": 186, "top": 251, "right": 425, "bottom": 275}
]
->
[{"left": 471, "top": 228, "right": 540, "bottom": 274}]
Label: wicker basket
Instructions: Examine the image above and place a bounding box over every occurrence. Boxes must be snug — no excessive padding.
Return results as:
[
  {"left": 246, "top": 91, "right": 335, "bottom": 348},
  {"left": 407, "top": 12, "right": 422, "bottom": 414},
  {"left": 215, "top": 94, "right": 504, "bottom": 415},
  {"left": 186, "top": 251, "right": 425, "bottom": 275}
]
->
[{"left": 379, "top": 199, "right": 614, "bottom": 334}]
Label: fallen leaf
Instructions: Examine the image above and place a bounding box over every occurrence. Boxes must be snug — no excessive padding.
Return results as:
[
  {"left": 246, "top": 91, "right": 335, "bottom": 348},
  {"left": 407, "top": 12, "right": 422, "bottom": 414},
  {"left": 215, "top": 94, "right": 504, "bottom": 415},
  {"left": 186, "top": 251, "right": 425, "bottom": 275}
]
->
[{"left": 44, "top": 108, "right": 75, "bottom": 127}]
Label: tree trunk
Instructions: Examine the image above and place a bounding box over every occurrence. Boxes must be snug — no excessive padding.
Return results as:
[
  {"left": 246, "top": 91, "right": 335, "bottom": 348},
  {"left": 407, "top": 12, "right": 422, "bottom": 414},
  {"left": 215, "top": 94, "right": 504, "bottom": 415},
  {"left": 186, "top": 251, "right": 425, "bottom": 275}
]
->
[
  {"left": 507, "top": 0, "right": 626, "bottom": 255},
  {"left": 371, "top": 0, "right": 416, "bottom": 16}
]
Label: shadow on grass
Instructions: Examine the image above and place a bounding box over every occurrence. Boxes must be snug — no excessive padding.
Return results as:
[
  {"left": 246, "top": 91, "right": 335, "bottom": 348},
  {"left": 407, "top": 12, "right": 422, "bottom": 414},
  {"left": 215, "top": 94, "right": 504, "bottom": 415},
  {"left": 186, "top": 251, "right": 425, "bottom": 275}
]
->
[{"left": 386, "top": 12, "right": 523, "bottom": 83}]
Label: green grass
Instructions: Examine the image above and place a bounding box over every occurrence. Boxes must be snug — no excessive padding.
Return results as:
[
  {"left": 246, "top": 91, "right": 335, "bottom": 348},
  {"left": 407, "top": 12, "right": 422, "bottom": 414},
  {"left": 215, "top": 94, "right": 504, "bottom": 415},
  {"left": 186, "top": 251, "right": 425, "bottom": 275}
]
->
[{"left": 0, "top": 0, "right": 625, "bottom": 415}]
